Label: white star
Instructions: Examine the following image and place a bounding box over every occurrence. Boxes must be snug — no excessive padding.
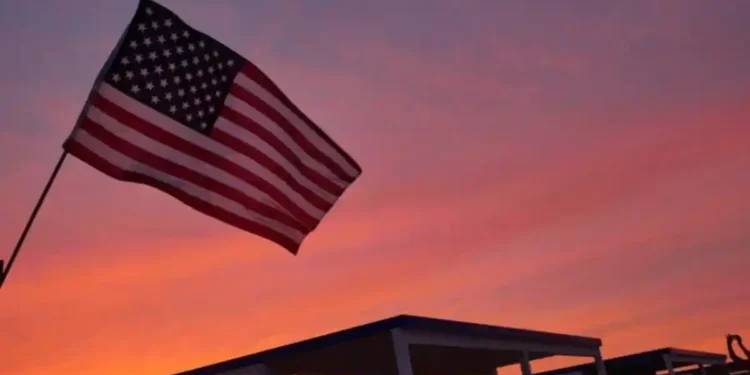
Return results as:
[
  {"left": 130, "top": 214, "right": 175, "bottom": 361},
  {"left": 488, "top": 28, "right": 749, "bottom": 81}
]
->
[
  {"left": 208, "top": 66, "right": 215, "bottom": 74},
  {"left": 197, "top": 110, "right": 204, "bottom": 118},
  {"left": 217, "top": 62, "right": 223, "bottom": 69},
  {"left": 182, "top": 102, "right": 189, "bottom": 109},
  {"left": 151, "top": 21, "right": 159, "bottom": 30},
  {"left": 188, "top": 43, "right": 195, "bottom": 52},
  {"left": 170, "top": 33, "right": 179, "bottom": 41},
  {"left": 120, "top": 57, "right": 130, "bottom": 65},
  {"left": 176, "top": 46, "right": 184, "bottom": 54},
  {"left": 164, "top": 19, "right": 173, "bottom": 27},
  {"left": 146, "top": 82, "right": 155, "bottom": 90},
  {"left": 181, "top": 60, "right": 188, "bottom": 68},
  {"left": 186, "top": 114, "right": 193, "bottom": 121},
  {"left": 215, "top": 90, "right": 221, "bottom": 98},
  {"left": 198, "top": 40, "right": 205, "bottom": 48},
  {"left": 154, "top": 65, "right": 164, "bottom": 74},
  {"left": 173, "top": 76, "right": 181, "bottom": 84},
  {"left": 145, "top": 7, "right": 153, "bottom": 15},
  {"left": 185, "top": 73, "right": 193, "bottom": 81},
  {"left": 205, "top": 94, "right": 211, "bottom": 101},
  {"left": 194, "top": 98, "right": 201, "bottom": 105},
  {"left": 208, "top": 106, "right": 215, "bottom": 113},
  {"left": 213, "top": 51, "right": 219, "bottom": 57},
  {"left": 131, "top": 85, "right": 140, "bottom": 93},
  {"left": 163, "top": 49, "right": 171, "bottom": 58},
  {"left": 169, "top": 105, "right": 177, "bottom": 113},
  {"left": 178, "top": 89, "right": 185, "bottom": 97},
  {"left": 165, "top": 92, "right": 173, "bottom": 101},
  {"left": 192, "top": 56, "right": 200, "bottom": 65},
  {"left": 129, "top": 40, "right": 138, "bottom": 49},
  {"left": 140, "top": 68, "right": 149, "bottom": 77},
  {"left": 201, "top": 122, "right": 208, "bottom": 129},
  {"left": 196, "top": 69, "right": 204, "bottom": 77},
  {"left": 151, "top": 95, "right": 159, "bottom": 104},
  {"left": 200, "top": 82, "right": 208, "bottom": 90},
  {"left": 227, "top": 59, "right": 234, "bottom": 67},
  {"left": 125, "top": 71, "right": 134, "bottom": 80},
  {"left": 220, "top": 75, "right": 227, "bottom": 82},
  {"left": 190, "top": 86, "right": 197, "bottom": 93},
  {"left": 211, "top": 78, "right": 217, "bottom": 86},
  {"left": 134, "top": 54, "right": 144, "bottom": 63},
  {"left": 182, "top": 30, "right": 190, "bottom": 38},
  {"left": 160, "top": 79, "right": 168, "bottom": 87},
  {"left": 157, "top": 35, "right": 166, "bottom": 44},
  {"left": 143, "top": 37, "right": 152, "bottom": 46},
  {"left": 112, "top": 73, "right": 121, "bottom": 82},
  {"left": 148, "top": 51, "right": 158, "bottom": 60},
  {"left": 204, "top": 53, "right": 210, "bottom": 61},
  {"left": 168, "top": 63, "right": 177, "bottom": 71},
  {"left": 137, "top": 23, "right": 147, "bottom": 32}
]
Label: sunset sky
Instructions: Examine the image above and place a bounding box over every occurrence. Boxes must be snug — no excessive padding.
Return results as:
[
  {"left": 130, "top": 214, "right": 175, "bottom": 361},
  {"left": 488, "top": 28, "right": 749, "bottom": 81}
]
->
[{"left": 1, "top": 0, "right": 750, "bottom": 374}]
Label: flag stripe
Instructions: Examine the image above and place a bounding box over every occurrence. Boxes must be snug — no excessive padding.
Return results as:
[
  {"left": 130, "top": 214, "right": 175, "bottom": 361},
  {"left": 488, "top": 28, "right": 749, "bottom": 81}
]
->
[
  {"left": 210, "top": 121, "right": 340, "bottom": 201},
  {"left": 233, "top": 73, "right": 358, "bottom": 182},
  {"left": 221, "top": 99, "right": 348, "bottom": 191},
  {"left": 238, "top": 64, "right": 361, "bottom": 177},
  {"left": 65, "top": 135, "right": 304, "bottom": 253},
  {"left": 91, "top": 89, "right": 324, "bottom": 228},
  {"left": 78, "top": 116, "right": 310, "bottom": 234}
]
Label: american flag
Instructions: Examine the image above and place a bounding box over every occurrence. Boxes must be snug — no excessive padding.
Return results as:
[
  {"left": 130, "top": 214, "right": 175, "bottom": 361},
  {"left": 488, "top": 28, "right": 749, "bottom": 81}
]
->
[{"left": 64, "top": 0, "right": 362, "bottom": 254}]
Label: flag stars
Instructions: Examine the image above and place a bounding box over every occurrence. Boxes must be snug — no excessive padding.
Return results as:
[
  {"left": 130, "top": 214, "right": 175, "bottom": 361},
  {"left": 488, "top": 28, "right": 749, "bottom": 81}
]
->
[
  {"left": 148, "top": 51, "right": 158, "bottom": 61},
  {"left": 129, "top": 40, "right": 139, "bottom": 49},
  {"left": 164, "top": 18, "right": 173, "bottom": 27},
  {"left": 170, "top": 33, "right": 179, "bottom": 41},
  {"left": 227, "top": 59, "right": 234, "bottom": 67},
  {"left": 169, "top": 105, "right": 177, "bottom": 113},
  {"left": 140, "top": 68, "right": 149, "bottom": 77},
  {"left": 163, "top": 49, "right": 172, "bottom": 58},
  {"left": 145, "top": 7, "right": 153, "bottom": 15},
  {"left": 185, "top": 73, "right": 193, "bottom": 81},
  {"left": 154, "top": 65, "right": 164, "bottom": 74},
  {"left": 160, "top": 79, "right": 168, "bottom": 87},
  {"left": 198, "top": 40, "right": 205, "bottom": 48},
  {"left": 137, "top": 23, "right": 147, "bottom": 32},
  {"left": 182, "top": 102, "right": 190, "bottom": 109},
  {"left": 143, "top": 37, "right": 152, "bottom": 46},
  {"left": 188, "top": 43, "right": 195, "bottom": 51},
  {"left": 173, "top": 76, "right": 182, "bottom": 84},
  {"left": 157, "top": 35, "right": 166, "bottom": 44},
  {"left": 145, "top": 82, "right": 155, "bottom": 90},
  {"left": 112, "top": 73, "right": 121, "bottom": 82},
  {"left": 165, "top": 92, "right": 173, "bottom": 101},
  {"left": 131, "top": 85, "right": 140, "bottom": 94},
  {"left": 125, "top": 71, "right": 134, "bottom": 80},
  {"left": 178, "top": 89, "right": 185, "bottom": 97},
  {"left": 168, "top": 63, "right": 177, "bottom": 71},
  {"left": 176, "top": 46, "right": 184, "bottom": 54},
  {"left": 151, "top": 95, "right": 160, "bottom": 104},
  {"left": 182, "top": 30, "right": 190, "bottom": 38},
  {"left": 190, "top": 85, "right": 198, "bottom": 93},
  {"left": 186, "top": 113, "right": 193, "bottom": 121},
  {"left": 192, "top": 56, "right": 200, "bottom": 65},
  {"left": 121, "top": 56, "right": 130, "bottom": 65},
  {"left": 151, "top": 21, "right": 160, "bottom": 30},
  {"left": 135, "top": 54, "right": 144, "bottom": 63}
]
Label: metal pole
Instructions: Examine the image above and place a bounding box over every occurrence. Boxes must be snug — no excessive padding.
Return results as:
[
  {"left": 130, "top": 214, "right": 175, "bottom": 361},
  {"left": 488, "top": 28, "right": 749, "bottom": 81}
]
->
[{"left": 0, "top": 151, "right": 68, "bottom": 288}]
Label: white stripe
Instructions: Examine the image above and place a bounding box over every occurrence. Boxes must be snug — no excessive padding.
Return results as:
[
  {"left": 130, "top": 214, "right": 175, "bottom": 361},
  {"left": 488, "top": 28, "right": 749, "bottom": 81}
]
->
[
  {"left": 214, "top": 116, "right": 338, "bottom": 202},
  {"left": 234, "top": 73, "right": 360, "bottom": 178},
  {"left": 72, "top": 129, "right": 305, "bottom": 243},
  {"left": 96, "top": 84, "right": 327, "bottom": 221},
  {"left": 225, "top": 94, "right": 349, "bottom": 190}
]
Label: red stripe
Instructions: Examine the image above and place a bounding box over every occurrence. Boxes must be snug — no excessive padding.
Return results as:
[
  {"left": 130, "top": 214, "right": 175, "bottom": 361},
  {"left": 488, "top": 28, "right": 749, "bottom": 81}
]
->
[
  {"left": 64, "top": 140, "right": 301, "bottom": 254},
  {"left": 78, "top": 116, "right": 310, "bottom": 235},
  {"left": 230, "top": 83, "right": 355, "bottom": 183},
  {"left": 92, "top": 95, "right": 321, "bottom": 230},
  {"left": 240, "top": 63, "right": 362, "bottom": 174},
  {"left": 221, "top": 106, "right": 346, "bottom": 195}
]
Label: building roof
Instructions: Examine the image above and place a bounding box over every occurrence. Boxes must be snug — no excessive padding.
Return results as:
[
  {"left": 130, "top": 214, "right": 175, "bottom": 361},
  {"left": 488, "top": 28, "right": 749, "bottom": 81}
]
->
[
  {"left": 173, "top": 314, "right": 602, "bottom": 375},
  {"left": 537, "top": 347, "right": 727, "bottom": 375}
]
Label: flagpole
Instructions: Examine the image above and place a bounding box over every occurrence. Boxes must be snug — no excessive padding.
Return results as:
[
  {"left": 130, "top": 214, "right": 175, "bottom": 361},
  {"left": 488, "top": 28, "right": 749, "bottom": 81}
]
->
[
  {"left": 0, "top": 151, "right": 69, "bottom": 289},
  {"left": 0, "top": 18, "right": 131, "bottom": 290}
]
